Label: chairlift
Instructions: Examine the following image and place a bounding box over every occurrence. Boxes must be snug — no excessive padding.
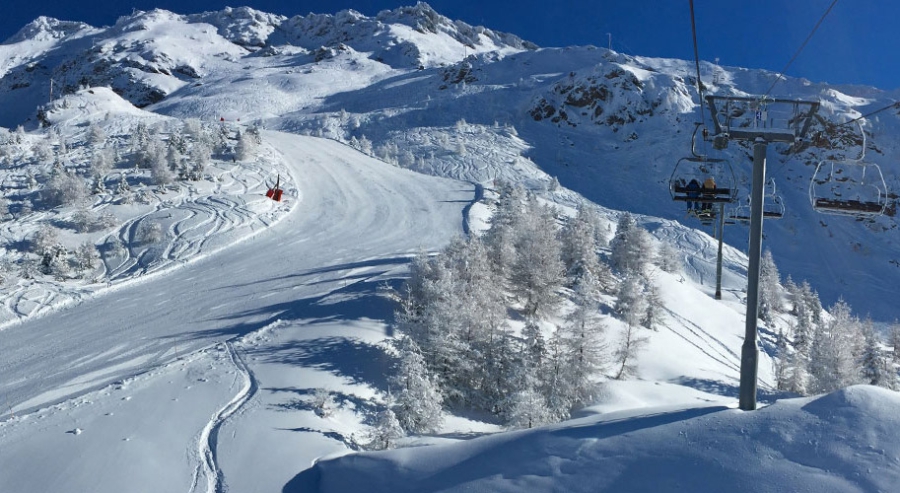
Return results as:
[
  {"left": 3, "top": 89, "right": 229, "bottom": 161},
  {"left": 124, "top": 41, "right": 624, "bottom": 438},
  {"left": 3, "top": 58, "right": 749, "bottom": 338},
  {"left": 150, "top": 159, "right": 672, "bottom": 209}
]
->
[
  {"left": 728, "top": 179, "right": 785, "bottom": 223},
  {"left": 670, "top": 124, "right": 737, "bottom": 224},
  {"left": 670, "top": 155, "right": 737, "bottom": 218},
  {"left": 809, "top": 123, "right": 887, "bottom": 217}
]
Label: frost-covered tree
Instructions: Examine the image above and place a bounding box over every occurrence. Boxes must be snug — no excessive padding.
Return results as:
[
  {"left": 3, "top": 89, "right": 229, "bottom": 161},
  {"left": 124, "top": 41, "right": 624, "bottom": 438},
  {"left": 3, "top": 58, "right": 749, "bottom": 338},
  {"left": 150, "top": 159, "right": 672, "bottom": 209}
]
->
[
  {"left": 558, "top": 272, "right": 607, "bottom": 406},
  {"left": 774, "top": 328, "right": 790, "bottom": 391},
  {"left": 366, "top": 407, "right": 405, "bottom": 451},
  {"left": 890, "top": 322, "right": 900, "bottom": 366},
  {"left": 483, "top": 182, "right": 526, "bottom": 279},
  {"left": 31, "top": 225, "right": 60, "bottom": 256},
  {"left": 859, "top": 319, "right": 896, "bottom": 390},
  {"left": 357, "top": 135, "right": 373, "bottom": 155},
  {"left": 90, "top": 148, "right": 114, "bottom": 178},
  {"left": 74, "top": 241, "right": 99, "bottom": 273},
  {"left": 808, "top": 298, "right": 862, "bottom": 393},
  {"left": 655, "top": 242, "right": 682, "bottom": 274},
  {"left": 509, "top": 197, "right": 565, "bottom": 317},
  {"left": 137, "top": 221, "right": 165, "bottom": 245},
  {"left": 130, "top": 122, "right": 151, "bottom": 152},
  {"left": 758, "top": 249, "right": 782, "bottom": 324},
  {"left": 87, "top": 122, "right": 106, "bottom": 146},
  {"left": 505, "top": 388, "right": 552, "bottom": 430},
  {"left": 560, "top": 204, "right": 612, "bottom": 290},
  {"left": 609, "top": 212, "right": 651, "bottom": 275},
  {"left": 613, "top": 318, "right": 648, "bottom": 380},
  {"left": 116, "top": 174, "right": 131, "bottom": 199},
  {"left": 188, "top": 144, "right": 211, "bottom": 180},
  {"left": 390, "top": 336, "right": 444, "bottom": 434},
  {"left": 43, "top": 170, "right": 89, "bottom": 207},
  {"left": 615, "top": 274, "right": 648, "bottom": 329},
  {"left": 235, "top": 129, "right": 258, "bottom": 161}
]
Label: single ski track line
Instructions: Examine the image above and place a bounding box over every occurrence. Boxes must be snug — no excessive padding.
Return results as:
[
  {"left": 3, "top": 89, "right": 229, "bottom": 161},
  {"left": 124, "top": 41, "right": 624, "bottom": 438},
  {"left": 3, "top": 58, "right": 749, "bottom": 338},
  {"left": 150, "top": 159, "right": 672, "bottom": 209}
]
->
[{"left": 190, "top": 341, "right": 258, "bottom": 493}]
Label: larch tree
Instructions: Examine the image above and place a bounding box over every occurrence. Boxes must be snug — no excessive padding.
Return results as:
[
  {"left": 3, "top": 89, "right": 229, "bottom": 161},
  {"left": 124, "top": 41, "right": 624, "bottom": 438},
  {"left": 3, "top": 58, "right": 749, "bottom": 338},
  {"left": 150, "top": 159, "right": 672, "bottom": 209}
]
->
[
  {"left": 890, "top": 322, "right": 900, "bottom": 366},
  {"left": 366, "top": 407, "right": 405, "bottom": 451},
  {"left": 859, "top": 319, "right": 896, "bottom": 390},
  {"left": 808, "top": 298, "right": 862, "bottom": 393},
  {"left": 559, "top": 272, "right": 607, "bottom": 407},
  {"left": 758, "top": 249, "right": 782, "bottom": 324},
  {"left": 509, "top": 195, "right": 565, "bottom": 318},
  {"left": 390, "top": 336, "right": 444, "bottom": 434},
  {"left": 609, "top": 212, "right": 651, "bottom": 276},
  {"left": 613, "top": 273, "right": 649, "bottom": 380}
]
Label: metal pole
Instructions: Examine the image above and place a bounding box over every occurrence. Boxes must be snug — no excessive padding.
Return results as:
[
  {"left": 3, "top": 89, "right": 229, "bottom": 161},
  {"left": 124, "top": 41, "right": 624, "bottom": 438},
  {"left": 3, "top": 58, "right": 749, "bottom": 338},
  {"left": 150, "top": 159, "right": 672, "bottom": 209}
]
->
[
  {"left": 715, "top": 202, "right": 725, "bottom": 300},
  {"left": 739, "top": 138, "right": 767, "bottom": 411}
]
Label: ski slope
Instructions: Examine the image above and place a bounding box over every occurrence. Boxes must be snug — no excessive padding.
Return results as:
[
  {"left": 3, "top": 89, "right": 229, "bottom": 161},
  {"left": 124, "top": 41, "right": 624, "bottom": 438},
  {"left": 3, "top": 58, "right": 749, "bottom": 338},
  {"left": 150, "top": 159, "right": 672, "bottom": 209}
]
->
[{"left": 0, "top": 131, "right": 473, "bottom": 492}]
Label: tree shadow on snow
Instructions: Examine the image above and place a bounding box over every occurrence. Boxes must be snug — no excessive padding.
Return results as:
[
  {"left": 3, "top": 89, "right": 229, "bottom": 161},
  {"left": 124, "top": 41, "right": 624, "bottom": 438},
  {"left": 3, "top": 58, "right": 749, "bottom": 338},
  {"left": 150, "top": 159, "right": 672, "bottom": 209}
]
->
[
  {"left": 243, "top": 336, "right": 395, "bottom": 392},
  {"left": 671, "top": 376, "right": 796, "bottom": 404},
  {"left": 174, "top": 275, "right": 404, "bottom": 344}
]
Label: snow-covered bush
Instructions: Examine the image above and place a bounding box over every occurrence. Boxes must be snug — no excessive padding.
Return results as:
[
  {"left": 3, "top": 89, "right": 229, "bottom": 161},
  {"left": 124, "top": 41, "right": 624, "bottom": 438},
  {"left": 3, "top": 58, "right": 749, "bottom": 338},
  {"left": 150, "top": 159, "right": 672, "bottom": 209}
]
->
[
  {"left": 137, "top": 220, "right": 165, "bottom": 245},
  {"left": 42, "top": 171, "right": 89, "bottom": 208}
]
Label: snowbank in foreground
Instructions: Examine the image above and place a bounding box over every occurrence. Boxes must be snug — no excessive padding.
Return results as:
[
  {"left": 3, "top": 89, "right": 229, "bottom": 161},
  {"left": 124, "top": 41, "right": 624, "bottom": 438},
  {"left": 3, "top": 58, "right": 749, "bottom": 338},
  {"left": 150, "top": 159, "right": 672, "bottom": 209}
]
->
[{"left": 288, "top": 385, "right": 900, "bottom": 493}]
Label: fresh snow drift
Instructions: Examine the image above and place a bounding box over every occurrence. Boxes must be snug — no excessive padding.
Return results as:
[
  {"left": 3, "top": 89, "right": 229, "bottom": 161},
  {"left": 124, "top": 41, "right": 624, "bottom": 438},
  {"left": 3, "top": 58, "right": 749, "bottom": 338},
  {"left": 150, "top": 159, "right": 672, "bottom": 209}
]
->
[{"left": 291, "top": 386, "right": 900, "bottom": 493}]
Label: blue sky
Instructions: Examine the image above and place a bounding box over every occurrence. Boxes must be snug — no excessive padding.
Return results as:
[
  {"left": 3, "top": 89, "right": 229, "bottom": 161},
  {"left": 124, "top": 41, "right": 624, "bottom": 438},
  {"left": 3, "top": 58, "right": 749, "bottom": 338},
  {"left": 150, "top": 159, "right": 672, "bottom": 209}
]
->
[{"left": 2, "top": 0, "right": 898, "bottom": 90}]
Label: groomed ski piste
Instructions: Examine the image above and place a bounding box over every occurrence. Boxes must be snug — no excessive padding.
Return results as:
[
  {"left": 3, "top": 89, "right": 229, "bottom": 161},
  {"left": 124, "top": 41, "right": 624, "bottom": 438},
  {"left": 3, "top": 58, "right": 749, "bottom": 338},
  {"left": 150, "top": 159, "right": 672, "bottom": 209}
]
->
[{"left": 1, "top": 5, "right": 900, "bottom": 493}]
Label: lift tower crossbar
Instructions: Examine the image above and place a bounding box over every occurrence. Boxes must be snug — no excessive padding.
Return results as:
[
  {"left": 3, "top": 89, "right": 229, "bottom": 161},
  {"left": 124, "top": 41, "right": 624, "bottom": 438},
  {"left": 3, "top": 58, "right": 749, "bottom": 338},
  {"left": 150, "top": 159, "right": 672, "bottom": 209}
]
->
[{"left": 704, "top": 95, "right": 819, "bottom": 411}]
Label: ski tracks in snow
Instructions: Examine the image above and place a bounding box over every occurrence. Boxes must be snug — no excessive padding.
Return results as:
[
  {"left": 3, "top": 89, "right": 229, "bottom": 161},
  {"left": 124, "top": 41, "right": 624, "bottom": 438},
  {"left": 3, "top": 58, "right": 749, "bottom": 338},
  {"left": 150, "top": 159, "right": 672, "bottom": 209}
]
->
[
  {"left": 661, "top": 307, "right": 742, "bottom": 374},
  {"left": 190, "top": 341, "right": 258, "bottom": 493}
]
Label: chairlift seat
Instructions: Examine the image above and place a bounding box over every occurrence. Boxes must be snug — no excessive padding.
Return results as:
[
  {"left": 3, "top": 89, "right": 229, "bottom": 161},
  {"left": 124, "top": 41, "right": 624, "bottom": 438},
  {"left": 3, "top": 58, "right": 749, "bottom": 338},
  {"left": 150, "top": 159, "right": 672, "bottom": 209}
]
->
[{"left": 813, "top": 198, "right": 884, "bottom": 214}]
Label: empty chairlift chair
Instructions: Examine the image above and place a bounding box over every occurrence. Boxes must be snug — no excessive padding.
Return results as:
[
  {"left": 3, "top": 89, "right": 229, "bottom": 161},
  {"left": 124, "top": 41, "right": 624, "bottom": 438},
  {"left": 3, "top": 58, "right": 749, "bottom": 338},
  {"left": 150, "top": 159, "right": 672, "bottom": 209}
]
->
[{"left": 809, "top": 125, "right": 887, "bottom": 217}]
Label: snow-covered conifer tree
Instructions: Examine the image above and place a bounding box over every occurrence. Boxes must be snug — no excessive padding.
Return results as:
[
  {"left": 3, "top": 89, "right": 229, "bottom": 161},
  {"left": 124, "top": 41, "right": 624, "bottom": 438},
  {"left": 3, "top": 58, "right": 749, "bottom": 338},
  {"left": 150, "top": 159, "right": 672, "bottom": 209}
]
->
[
  {"left": 558, "top": 272, "right": 607, "bottom": 407},
  {"left": 390, "top": 336, "right": 444, "bottom": 434},
  {"left": 366, "top": 407, "right": 405, "bottom": 450},
  {"left": 890, "top": 323, "right": 900, "bottom": 366},
  {"left": 758, "top": 249, "right": 782, "bottom": 324},
  {"left": 560, "top": 204, "right": 602, "bottom": 283},
  {"left": 509, "top": 196, "right": 565, "bottom": 317},
  {"left": 615, "top": 274, "right": 648, "bottom": 329},
  {"left": 505, "top": 388, "right": 552, "bottom": 430},
  {"left": 483, "top": 182, "right": 526, "bottom": 279},
  {"left": 88, "top": 122, "right": 106, "bottom": 146},
  {"left": 609, "top": 212, "right": 651, "bottom": 275},
  {"left": 655, "top": 241, "right": 682, "bottom": 274},
  {"left": 859, "top": 319, "right": 896, "bottom": 390},
  {"left": 613, "top": 318, "right": 648, "bottom": 380},
  {"left": 808, "top": 298, "right": 862, "bottom": 393},
  {"left": 235, "top": 129, "right": 258, "bottom": 161}
]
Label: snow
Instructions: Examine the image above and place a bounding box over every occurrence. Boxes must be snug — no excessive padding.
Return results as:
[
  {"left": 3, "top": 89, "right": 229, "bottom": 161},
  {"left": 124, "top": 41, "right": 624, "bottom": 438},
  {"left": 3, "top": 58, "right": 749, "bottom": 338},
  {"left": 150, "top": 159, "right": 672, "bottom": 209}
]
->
[
  {"left": 293, "top": 385, "right": 900, "bottom": 493},
  {"left": 1, "top": 4, "right": 899, "bottom": 493}
]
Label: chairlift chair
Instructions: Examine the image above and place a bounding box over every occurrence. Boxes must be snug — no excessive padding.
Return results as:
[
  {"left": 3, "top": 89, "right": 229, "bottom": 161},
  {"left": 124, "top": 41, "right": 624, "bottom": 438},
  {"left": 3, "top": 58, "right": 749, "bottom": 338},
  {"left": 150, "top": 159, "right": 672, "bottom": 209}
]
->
[
  {"left": 728, "top": 179, "right": 785, "bottom": 223},
  {"left": 670, "top": 156, "right": 737, "bottom": 214},
  {"left": 808, "top": 123, "right": 888, "bottom": 217},
  {"left": 810, "top": 160, "right": 887, "bottom": 216}
]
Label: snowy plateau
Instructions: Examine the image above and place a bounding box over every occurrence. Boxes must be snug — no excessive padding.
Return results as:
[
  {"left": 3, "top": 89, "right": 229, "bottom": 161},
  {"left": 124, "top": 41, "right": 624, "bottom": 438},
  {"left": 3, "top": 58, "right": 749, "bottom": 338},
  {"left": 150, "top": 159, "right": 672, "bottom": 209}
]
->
[{"left": 0, "top": 3, "right": 899, "bottom": 493}]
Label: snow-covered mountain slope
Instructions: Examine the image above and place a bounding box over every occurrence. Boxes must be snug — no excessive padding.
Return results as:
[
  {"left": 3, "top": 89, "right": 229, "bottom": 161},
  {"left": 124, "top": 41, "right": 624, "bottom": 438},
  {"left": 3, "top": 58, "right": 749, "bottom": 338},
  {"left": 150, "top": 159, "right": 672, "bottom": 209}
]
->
[
  {"left": 1, "top": 4, "right": 899, "bottom": 493},
  {"left": 4, "top": 3, "right": 881, "bottom": 316}
]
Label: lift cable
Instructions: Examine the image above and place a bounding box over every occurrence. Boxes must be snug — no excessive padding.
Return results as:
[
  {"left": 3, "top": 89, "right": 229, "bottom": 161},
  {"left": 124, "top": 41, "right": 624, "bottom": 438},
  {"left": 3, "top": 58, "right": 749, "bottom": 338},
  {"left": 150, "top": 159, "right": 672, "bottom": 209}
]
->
[
  {"left": 836, "top": 101, "right": 900, "bottom": 127},
  {"left": 762, "top": 0, "right": 839, "bottom": 99},
  {"left": 689, "top": 0, "right": 708, "bottom": 156}
]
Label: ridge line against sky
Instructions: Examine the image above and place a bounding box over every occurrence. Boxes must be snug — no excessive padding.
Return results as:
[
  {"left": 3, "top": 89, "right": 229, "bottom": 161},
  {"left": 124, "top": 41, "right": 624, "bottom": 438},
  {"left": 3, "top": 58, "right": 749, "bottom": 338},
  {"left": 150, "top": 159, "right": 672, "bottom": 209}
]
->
[{"left": 2, "top": 1, "right": 899, "bottom": 91}]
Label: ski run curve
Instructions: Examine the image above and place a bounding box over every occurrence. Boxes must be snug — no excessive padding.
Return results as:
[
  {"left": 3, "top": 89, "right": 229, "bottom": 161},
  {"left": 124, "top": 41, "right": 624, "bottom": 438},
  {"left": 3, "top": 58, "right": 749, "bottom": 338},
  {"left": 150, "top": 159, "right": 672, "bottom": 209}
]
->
[{"left": 0, "top": 132, "right": 472, "bottom": 491}]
